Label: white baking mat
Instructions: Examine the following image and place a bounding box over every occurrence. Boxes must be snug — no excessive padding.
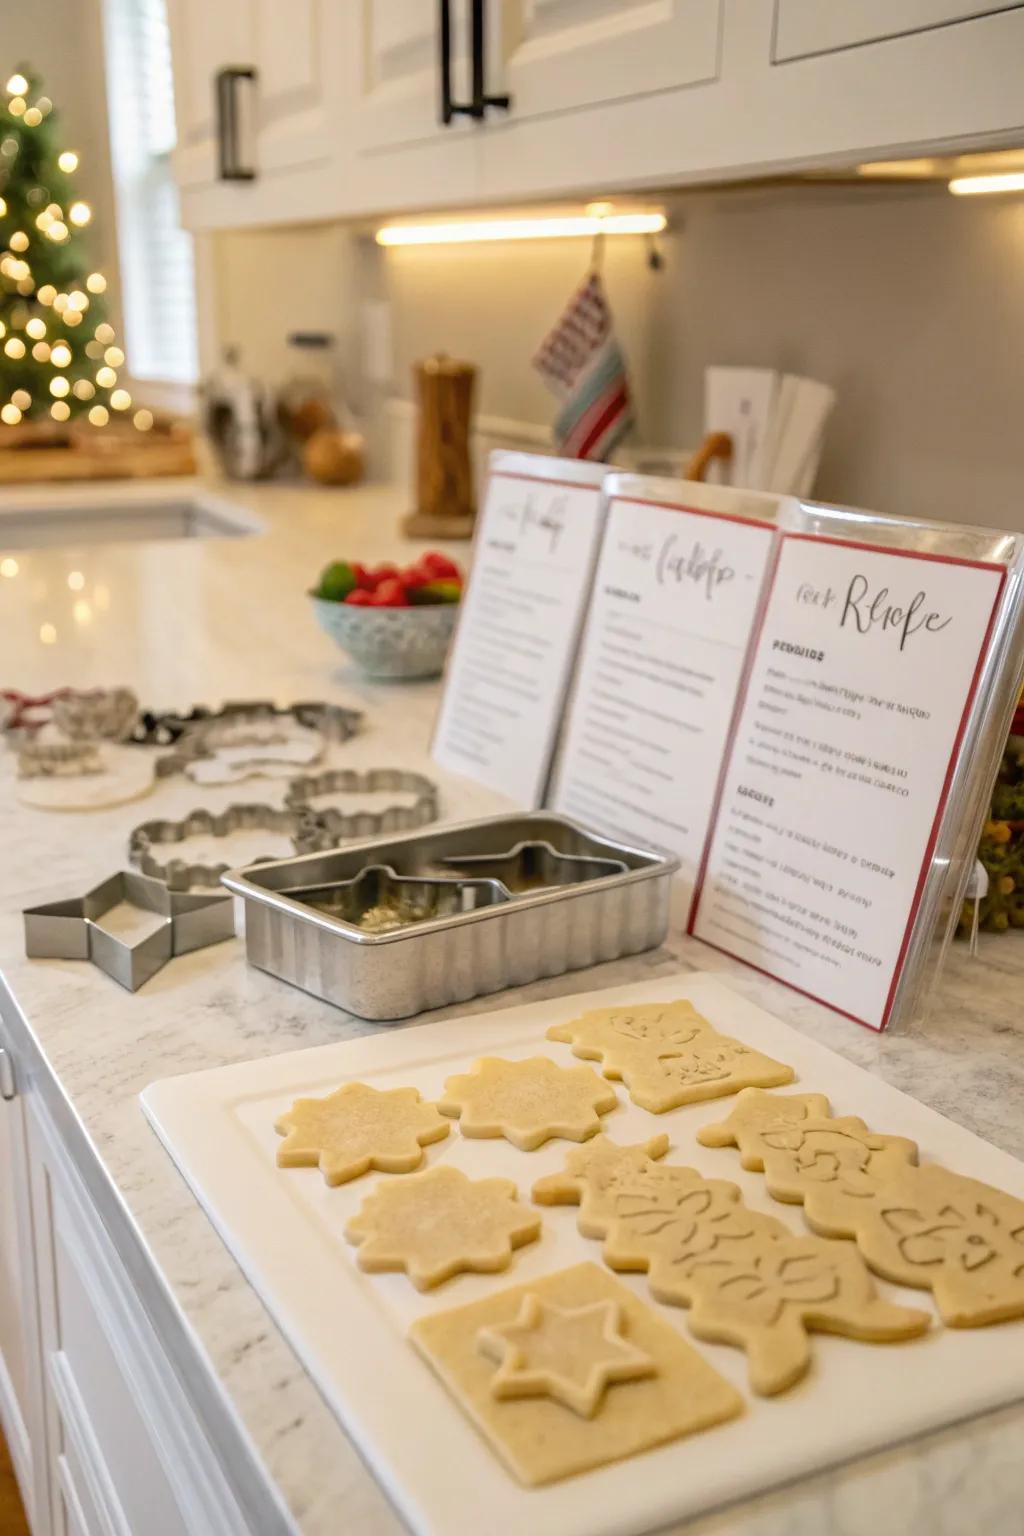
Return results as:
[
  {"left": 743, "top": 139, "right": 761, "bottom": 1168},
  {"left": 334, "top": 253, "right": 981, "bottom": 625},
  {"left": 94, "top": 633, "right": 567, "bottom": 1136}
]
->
[{"left": 141, "top": 974, "right": 1024, "bottom": 1536}]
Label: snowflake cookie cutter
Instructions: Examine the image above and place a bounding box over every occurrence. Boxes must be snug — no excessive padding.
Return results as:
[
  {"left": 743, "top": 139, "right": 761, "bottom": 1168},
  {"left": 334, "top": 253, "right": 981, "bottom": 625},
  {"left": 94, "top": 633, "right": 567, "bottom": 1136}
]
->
[{"left": 23, "top": 870, "right": 234, "bottom": 991}]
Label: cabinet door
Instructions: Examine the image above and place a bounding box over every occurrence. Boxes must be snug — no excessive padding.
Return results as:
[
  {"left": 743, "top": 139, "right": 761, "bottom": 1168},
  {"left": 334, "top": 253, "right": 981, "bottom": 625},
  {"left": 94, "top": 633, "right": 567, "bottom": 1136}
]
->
[
  {"left": 492, "top": 0, "right": 721, "bottom": 120},
  {"left": 26, "top": 1100, "right": 249, "bottom": 1536},
  {"left": 252, "top": 0, "right": 332, "bottom": 174},
  {"left": 773, "top": 0, "right": 1023, "bottom": 60},
  {"left": 0, "top": 1047, "right": 48, "bottom": 1536},
  {"left": 353, "top": 0, "right": 476, "bottom": 149},
  {"left": 168, "top": 0, "right": 255, "bottom": 188}
]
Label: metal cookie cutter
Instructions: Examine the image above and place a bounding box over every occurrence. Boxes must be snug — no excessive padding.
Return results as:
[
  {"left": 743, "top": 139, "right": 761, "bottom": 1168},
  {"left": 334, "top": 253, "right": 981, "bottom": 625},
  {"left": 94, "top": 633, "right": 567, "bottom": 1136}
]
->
[
  {"left": 23, "top": 871, "right": 234, "bottom": 991},
  {"left": 279, "top": 863, "right": 508, "bottom": 933},
  {"left": 284, "top": 768, "right": 439, "bottom": 846},
  {"left": 128, "top": 698, "right": 364, "bottom": 749},
  {"left": 17, "top": 740, "right": 104, "bottom": 778},
  {"left": 128, "top": 804, "right": 315, "bottom": 890},
  {"left": 51, "top": 687, "right": 140, "bottom": 742},
  {"left": 441, "top": 840, "right": 629, "bottom": 893}
]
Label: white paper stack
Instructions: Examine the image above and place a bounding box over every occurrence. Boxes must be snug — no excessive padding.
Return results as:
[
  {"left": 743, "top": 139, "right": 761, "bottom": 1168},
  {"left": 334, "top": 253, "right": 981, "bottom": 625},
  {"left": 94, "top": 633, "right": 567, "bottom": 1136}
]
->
[{"left": 704, "top": 365, "right": 836, "bottom": 495}]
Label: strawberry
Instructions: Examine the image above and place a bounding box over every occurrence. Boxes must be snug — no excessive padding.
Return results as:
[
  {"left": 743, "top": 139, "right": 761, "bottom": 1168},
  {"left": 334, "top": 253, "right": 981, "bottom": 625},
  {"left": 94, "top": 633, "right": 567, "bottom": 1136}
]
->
[
  {"left": 369, "top": 577, "right": 409, "bottom": 607},
  {"left": 344, "top": 587, "right": 374, "bottom": 605},
  {"left": 419, "top": 550, "right": 462, "bottom": 581}
]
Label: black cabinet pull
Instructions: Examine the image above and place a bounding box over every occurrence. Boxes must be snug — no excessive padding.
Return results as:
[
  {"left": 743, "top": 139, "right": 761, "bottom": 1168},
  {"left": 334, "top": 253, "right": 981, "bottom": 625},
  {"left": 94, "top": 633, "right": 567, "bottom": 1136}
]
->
[
  {"left": 216, "top": 66, "right": 257, "bottom": 181},
  {"left": 439, "top": 0, "right": 510, "bottom": 125}
]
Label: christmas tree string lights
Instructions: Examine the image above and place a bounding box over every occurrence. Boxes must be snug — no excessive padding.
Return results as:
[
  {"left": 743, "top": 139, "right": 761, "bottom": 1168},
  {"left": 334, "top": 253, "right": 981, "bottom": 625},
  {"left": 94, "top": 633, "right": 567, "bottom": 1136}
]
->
[{"left": 0, "top": 66, "right": 151, "bottom": 433}]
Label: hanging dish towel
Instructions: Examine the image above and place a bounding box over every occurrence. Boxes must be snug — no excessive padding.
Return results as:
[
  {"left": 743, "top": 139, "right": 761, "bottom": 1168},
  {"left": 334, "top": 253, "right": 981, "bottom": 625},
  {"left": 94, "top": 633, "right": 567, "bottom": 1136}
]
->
[{"left": 532, "top": 271, "right": 634, "bottom": 460}]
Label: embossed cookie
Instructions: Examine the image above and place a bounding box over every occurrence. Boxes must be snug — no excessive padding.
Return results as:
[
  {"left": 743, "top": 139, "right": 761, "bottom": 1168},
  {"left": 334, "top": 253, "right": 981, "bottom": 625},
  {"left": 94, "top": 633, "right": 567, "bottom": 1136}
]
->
[
  {"left": 438, "top": 1056, "right": 618, "bottom": 1150},
  {"left": 548, "top": 1002, "right": 794, "bottom": 1112},
  {"left": 697, "top": 1089, "right": 919, "bottom": 1218},
  {"left": 603, "top": 1196, "right": 928, "bottom": 1394},
  {"left": 804, "top": 1162, "right": 1024, "bottom": 1328},
  {"left": 411, "top": 1262, "right": 742, "bottom": 1486},
  {"left": 275, "top": 1082, "right": 449, "bottom": 1186},
  {"left": 477, "top": 1293, "right": 655, "bottom": 1418},
  {"left": 532, "top": 1134, "right": 673, "bottom": 1236},
  {"left": 344, "top": 1165, "right": 541, "bottom": 1290}
]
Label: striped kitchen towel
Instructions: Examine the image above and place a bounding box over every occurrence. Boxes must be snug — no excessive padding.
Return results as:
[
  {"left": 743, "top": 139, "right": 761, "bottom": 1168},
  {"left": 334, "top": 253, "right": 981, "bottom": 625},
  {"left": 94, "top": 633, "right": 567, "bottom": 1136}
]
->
[{"left": 532, "top": 271, "right": 634, "bottom": 460}]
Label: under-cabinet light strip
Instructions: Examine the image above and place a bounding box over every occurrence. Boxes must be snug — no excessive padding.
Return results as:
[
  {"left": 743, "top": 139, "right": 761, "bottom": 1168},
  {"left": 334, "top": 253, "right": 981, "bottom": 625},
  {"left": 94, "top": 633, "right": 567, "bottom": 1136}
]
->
[
  {"left": 948, "top": 172, "right": 1024, "bottom": 196},
  {"left": 375, "top": 212, "right": 667, "bottom": 247}
]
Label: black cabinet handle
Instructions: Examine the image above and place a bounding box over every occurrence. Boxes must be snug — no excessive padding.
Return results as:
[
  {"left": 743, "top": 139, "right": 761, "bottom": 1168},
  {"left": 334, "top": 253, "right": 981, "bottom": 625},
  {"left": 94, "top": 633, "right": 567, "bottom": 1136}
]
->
[
  {"left": 216, "top": 66, "right": 257, "bottom": 181},
  {"left": 439, "top": 0, "right": 510, "bottom": 125}
]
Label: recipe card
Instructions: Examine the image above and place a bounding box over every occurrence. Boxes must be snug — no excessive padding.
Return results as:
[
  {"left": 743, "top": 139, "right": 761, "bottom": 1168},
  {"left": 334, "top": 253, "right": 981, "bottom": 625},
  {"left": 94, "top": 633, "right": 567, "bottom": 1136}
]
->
[
  {"left": 690, "top": 532, "right": 1006, "bottom": 1030},
  {"left": 549, "top": 484, "right": 778, "bottom": 895},
  {"left": 431, "top": 454, "right": 608, "bottom": 807}
]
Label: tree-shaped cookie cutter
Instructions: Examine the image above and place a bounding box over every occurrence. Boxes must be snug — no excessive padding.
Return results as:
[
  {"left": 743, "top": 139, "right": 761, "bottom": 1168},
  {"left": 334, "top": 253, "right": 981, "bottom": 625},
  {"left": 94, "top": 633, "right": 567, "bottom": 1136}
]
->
[
  {"left": 440, "top": 840, "right": 628, "bottom": 893},
  {"left": 279, "top": 863, "right": 508, "bottom": 932},
  {"left": 23, "top": 871, "right": 234, "bottom": 991}
]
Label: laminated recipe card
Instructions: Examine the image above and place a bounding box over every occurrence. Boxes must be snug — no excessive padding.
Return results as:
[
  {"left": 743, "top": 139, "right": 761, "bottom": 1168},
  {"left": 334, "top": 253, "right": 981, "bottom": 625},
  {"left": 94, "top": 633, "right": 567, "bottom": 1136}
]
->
[
  {"left": 691, "top": 504, "right": 1024, "bottom": 1031},
  {"left": 549, "top": 475, "right": 786, "bottom": 903},
  {"left": 432, "top": 451, "right": 609, "bottom": 807}
]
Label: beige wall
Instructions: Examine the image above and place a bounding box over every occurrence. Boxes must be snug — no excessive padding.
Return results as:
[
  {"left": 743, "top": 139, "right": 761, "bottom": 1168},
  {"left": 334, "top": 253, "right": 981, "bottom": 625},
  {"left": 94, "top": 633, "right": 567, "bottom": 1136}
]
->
[
  {"left": 1, "top": 0, "right": 122, "bottom": 336},
  {"left": 212, "top": 179, "right": 1024, "bottom": 531}
]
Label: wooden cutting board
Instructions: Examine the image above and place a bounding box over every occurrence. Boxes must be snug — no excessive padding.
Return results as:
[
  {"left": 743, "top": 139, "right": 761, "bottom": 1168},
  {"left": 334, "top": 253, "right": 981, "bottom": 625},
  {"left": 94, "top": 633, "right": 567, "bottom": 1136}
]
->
[{"left": 141, "top": 974, "right": 1024, "bottom": 1536}]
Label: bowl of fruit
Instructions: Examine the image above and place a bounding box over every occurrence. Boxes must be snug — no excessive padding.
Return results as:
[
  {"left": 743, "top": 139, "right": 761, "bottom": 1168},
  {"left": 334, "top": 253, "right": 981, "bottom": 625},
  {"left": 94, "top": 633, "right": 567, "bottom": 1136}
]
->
[{"left": 310, "top": 551, "right": 463, "bottom": 679}]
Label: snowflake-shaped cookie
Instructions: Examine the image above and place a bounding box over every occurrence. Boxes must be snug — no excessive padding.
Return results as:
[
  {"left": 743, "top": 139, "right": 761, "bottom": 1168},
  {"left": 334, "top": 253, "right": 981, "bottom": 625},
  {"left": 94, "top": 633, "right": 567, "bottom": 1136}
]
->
[
  {"left": 438, "top": 1055, "right": 619, "bottom": 1150},
  {"left": 274, "top": 1082, "right": 449, "bottom": 1186},
  {"left": 477, "top": 1294, "right": 654, "bottom": 1417},
  {"left": 345, "top": 1165, "right": 541, "bottom": 1290}
]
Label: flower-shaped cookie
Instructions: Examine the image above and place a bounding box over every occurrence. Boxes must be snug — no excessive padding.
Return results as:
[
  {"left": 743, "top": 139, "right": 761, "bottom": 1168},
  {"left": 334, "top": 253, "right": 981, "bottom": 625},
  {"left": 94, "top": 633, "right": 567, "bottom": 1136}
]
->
[
  {"left": 438, "top": 1055, "right": 619, "bottom": 1151},
  {"left": 275, "top": 1082, "right": 449, "bottom": 1186},
  {"left": 477, "top": 1294, "right": 654, "bottom": 1417},
  {"left": 345, "top": 1165, "right": 541, "bottom": 1290}
]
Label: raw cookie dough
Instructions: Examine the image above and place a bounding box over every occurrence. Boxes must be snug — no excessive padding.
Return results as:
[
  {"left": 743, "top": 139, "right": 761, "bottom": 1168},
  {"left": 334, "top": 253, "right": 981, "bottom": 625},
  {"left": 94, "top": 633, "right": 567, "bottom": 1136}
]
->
[
  {"left": 345, "top": 1165, "right": 541, "bottom": 1290},
  {"left": 438, "top": 1055, "right": 619, "bottom": 1150},
  {"left": 697, "top": 1090, "right": 919, "bottom": 1210},
  {"left": 548, "top": 1001, "right": 794, "bottom": 1112},
  {"left": 536, "top": 1136, "right": 929, "bottom": 1395},
  {"left": 477, "top": 1294, "right": 655, "bottom": 1417},
  {"left": 804, "top": 1162, "right": 1024, "bottom": 1328},
  {"left": 410, "top": 1262, "right": 742, "bottom": 1486},
  {"left": 275, "top": 1082, "right": 449, "bottom": 1186}
]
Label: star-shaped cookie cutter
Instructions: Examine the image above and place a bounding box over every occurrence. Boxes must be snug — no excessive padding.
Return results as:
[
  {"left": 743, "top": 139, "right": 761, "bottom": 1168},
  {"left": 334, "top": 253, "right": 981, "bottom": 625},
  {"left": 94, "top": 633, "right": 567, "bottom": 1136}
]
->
[{"left": 23, "top": 871, "right": 234, "bottom": 991}]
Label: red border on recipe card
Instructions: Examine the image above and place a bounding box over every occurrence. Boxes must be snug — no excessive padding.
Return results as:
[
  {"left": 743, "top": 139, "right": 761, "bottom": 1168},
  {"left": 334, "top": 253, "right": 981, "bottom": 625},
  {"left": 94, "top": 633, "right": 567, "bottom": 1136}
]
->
[{"left": 687, "top": 531, "right": 1008, "bottom": 1032}]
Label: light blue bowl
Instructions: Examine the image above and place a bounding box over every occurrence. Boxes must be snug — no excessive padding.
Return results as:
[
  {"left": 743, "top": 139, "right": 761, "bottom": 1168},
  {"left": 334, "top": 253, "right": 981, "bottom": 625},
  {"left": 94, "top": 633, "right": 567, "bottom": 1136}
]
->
[{"left": 310, "top": 595, "right": 459, "bottom": 680}]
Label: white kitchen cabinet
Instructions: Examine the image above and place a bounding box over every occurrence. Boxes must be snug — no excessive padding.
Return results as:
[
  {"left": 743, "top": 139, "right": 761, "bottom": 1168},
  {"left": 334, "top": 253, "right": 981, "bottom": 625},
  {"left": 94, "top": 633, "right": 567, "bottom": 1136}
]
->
[
  {"left": 491, "top": 0, "right": 721, "bottom": 121},
  {"left": 22, "top": 1093, "right": 252, "bottom": 1536},
  {"left": 169, "top": 0, "right": 335, "bottom": 195},
  {"left": 170, "top": 0, "right": 1024, "bottom": 228},
  {"left": 168, "top": 0, "right": 254, "bottom": 190},
  {"left": 0, "top": 1039, "right": 49, "bottom": 1535},
  {"left": 772, "top": 0, "right": 1024, "bottom": 61}
]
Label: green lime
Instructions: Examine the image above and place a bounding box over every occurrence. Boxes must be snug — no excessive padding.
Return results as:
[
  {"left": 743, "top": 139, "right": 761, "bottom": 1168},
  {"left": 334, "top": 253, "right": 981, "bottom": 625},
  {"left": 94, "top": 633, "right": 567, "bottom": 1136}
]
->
[{"left": 317, "top": 560, "right": 358, "bottom": 601}]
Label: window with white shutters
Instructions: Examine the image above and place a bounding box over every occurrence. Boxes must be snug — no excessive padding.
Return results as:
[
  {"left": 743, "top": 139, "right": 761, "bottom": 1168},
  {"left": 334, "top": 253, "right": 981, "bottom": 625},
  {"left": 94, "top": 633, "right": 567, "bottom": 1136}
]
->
[{"left": 101, "top": 0, "right": 198, "bottom": 384}]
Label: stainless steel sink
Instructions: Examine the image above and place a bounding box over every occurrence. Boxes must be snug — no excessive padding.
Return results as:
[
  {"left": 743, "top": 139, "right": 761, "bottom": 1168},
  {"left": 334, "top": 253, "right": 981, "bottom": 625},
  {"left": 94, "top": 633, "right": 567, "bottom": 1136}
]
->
[{"left": 0, "top": 489, "right": 261, "bottom": 550}]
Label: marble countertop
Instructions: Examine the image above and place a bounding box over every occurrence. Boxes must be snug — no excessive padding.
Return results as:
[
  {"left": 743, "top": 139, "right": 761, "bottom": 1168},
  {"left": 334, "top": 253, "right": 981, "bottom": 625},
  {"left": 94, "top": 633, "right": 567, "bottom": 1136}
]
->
[{"left": 1, "top": 475, "right": 1021, "bottom": 1536}]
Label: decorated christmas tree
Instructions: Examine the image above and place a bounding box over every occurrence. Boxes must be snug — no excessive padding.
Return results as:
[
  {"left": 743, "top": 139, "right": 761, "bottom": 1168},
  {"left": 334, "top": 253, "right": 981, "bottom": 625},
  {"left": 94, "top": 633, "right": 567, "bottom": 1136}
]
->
[{"left": 0, "top": 66, "right": 150, "bottom": 435}]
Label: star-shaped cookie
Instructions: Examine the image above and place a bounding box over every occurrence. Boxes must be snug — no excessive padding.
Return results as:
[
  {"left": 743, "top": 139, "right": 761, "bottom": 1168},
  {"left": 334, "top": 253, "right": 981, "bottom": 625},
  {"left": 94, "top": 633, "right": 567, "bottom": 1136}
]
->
[
  {"left": 345, "top": 1165, "right": 541, "bottom": 1290},
  {"left": 548, "top": 1001, "right": 794, "bottom": 1112},
  {"left": 477, "top": 1294, "right": 655, "bottom": 1418},
  {"left": 274, "top": 1082, "right": 449, "bottom": 1186},
  {"left": 438, "top": 1055, "right": 618, "bottom": 1150}
]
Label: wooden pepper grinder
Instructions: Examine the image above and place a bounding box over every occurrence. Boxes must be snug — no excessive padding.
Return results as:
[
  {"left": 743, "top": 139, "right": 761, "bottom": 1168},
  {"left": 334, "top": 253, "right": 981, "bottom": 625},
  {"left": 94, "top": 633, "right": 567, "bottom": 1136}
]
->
[{"left": 403, "top": 354, "right": 477, "bottom": 539}]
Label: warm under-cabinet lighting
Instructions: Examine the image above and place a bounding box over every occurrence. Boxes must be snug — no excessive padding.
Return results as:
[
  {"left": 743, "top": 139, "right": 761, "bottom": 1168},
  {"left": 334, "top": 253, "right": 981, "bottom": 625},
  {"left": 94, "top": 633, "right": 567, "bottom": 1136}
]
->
[
  {"left": 376, "top": 210, "right": 667, "bottom": 247},
  {"left": 948, "top": 172, "right": 1024, "bottom": 196}
]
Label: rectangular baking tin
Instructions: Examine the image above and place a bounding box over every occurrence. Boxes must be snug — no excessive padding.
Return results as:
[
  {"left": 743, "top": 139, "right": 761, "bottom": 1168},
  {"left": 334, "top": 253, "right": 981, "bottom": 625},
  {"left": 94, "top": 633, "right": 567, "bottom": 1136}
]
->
[{"left": 221, "top": 812, "right": 677, "bottom": 1021}]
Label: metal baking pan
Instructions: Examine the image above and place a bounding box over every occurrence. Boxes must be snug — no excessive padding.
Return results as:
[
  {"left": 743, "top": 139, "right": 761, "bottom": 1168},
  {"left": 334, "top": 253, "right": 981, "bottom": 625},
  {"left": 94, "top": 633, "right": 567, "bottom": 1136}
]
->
[{"left": 221, "top": 812, "right": 677, "bottom": 1021}]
